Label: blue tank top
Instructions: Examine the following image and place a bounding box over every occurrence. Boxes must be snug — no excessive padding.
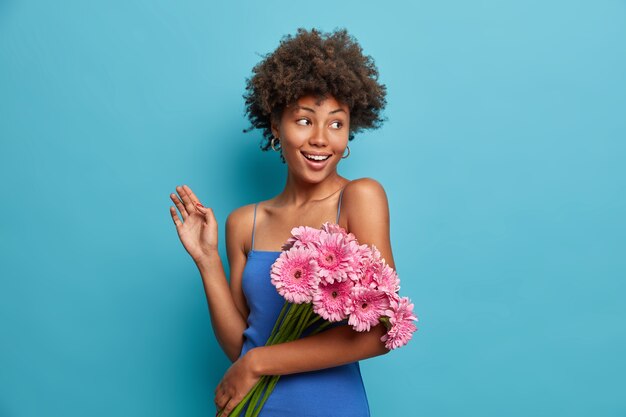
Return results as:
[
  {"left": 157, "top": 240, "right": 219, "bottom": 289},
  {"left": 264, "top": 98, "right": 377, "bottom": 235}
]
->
[{"left": 238, "top": 186, "right": 371, "bottom": 416}]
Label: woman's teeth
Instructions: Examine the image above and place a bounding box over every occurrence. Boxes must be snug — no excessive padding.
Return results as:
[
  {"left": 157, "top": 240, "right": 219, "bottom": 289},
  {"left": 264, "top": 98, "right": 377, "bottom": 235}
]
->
[{"left": 303, "top": 153, "right": 330, "bottom": 161}]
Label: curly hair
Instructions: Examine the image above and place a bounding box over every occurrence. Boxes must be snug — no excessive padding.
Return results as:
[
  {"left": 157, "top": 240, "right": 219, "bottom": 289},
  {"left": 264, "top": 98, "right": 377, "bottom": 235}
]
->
[{"left": 243, "top": 27, "right": 387, "bottom": 160}]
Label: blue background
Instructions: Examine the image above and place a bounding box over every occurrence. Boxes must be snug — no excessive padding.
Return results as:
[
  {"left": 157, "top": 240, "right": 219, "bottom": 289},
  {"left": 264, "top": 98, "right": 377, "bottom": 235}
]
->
[{"left": 1, "top": 1, "right": 625, "bottom": 416}]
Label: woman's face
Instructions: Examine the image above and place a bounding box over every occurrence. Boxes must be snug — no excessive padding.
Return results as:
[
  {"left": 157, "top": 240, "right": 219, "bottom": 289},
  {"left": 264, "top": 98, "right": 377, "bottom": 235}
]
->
[{"left": 271, "top": 94, "right": 350, "bottom": 183}]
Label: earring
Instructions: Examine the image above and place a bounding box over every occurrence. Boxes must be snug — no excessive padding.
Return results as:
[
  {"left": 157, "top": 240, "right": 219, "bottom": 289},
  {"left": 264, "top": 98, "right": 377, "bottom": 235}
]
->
[
  {"left": 341, "top": 145, "right": 350, "bottom": 159},
  {"left": 270, "top": 137, "right": 281, "bottom": 151}
]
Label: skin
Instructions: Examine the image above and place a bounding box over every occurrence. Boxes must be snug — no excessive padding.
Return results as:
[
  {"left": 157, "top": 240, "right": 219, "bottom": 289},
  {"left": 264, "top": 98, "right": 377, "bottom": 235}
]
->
[{"left": 169, "top": 94, "right": 395, "bottom": 416}]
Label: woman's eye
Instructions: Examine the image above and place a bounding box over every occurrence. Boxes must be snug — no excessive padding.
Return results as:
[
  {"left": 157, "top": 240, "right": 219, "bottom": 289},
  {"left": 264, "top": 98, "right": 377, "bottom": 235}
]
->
[
  {"left": 330, "top": 121, "right": 343, "bottom": 129},
  {"left": 296, "top": 118, "right": 310, "bottom": 126}
]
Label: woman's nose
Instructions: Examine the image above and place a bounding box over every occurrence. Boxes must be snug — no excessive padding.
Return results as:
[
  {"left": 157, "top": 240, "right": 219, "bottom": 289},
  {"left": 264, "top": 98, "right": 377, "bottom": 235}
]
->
[{"left": 309, "top": 126, "right": 329, "bottom": 146}]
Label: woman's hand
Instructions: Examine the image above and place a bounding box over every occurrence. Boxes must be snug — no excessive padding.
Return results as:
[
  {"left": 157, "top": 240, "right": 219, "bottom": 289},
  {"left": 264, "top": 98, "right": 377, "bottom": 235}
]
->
[
  {"left": 214, "top": 352, "right": 261, "bottom": 416},
  {"left": 169, "top": 184, "right": 219, "bottom": 264}
]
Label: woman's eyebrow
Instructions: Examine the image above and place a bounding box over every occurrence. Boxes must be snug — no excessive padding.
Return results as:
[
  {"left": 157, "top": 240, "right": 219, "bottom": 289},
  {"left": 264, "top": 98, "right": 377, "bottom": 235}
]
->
[{"left": 294, "top": 105, "right": 346, "bottom": 114}]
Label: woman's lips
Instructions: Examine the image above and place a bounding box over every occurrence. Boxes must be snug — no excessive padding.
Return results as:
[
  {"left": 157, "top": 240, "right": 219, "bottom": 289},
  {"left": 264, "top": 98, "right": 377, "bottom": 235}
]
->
[{"left": 301, "top": 151, "right": 331, "bottom": 171}]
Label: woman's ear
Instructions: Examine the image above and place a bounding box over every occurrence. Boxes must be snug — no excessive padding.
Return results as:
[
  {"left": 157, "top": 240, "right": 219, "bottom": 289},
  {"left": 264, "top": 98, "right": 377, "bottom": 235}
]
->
[
  {"left": 270, "top": 109, "right": 282, "bottom": 138},
  {"left": 270, "top": 122, "right": 279, "bottom": 139}
]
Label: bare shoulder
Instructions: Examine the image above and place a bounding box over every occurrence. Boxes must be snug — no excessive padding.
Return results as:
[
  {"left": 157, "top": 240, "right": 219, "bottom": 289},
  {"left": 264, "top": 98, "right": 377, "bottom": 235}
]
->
[
  {"left": 225, "top": 203, "right": 257, "bottom": 254},
  {"left": 341, "top": 177, "right": 394, "bottom": 268},
  {"left": 344, "top": 177, "right": 385, "bottom": 193},
  {"left": 342, "top": 177, "right": 388, "bottom": 202}
]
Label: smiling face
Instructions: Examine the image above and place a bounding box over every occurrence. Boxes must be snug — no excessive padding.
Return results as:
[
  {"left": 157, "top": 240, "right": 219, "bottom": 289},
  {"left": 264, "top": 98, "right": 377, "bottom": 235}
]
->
[{"left": 271, "top": 94, "right": 350, "bottom": 183}]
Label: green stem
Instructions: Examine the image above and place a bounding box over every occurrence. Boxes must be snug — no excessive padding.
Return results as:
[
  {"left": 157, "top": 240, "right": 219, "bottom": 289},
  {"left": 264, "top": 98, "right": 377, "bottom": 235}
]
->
[
  {"left": 267, "top": 301, "right": 289, "bottom": 341},
  {"left": 277, "top": 303, "right": 307, "bottom": 344},
  {"left": 306, "top": 313, "right": 322, "bottom": 328},
  {"left": 251, "top": 375, "right": 280, "bottom": 417},
  {"left": 308, "top": 319, "right": 334, "bottom": 336},
  {"left": 248, "top": 304, "right": 315, "bottom": 416},
  {"left": 244, "top": 303, "right": 338, "bottom": 416},
  {"left": 234, "top": 303, "right": 307, "bottom": 416},
  {"left": 267, "top": 303, "right": 301, "bottom": 345},
  {"left": 299, "top": 306, "right": 315, "bottom": 335},
  {"left": 243, "top": 375, "right": 270, "bottom": 417},
  {"left": 250, "top": 306, "right": 314, "bottom": 417},
  {"left": 289, "top": 304, "right": 311, "bottom": 340}
]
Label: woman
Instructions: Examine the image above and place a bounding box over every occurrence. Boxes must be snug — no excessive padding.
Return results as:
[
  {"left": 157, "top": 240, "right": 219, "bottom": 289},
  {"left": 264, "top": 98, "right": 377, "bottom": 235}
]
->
[{"left": 169, "top": 28, "right": 393, "bottom": 417}]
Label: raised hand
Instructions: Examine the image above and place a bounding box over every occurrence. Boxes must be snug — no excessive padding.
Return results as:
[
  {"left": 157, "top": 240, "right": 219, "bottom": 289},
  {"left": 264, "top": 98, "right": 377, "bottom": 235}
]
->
[{"left": 169, "top": 184, "right": 219, "bottom": 264}]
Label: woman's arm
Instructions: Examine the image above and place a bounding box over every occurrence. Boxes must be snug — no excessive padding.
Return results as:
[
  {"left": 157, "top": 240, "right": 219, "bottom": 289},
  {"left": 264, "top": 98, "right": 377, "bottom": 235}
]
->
[
  {"left": 196, "top": 252, "right": 246, "bottom": 363},
  {"left": 177, "top": 185, "right": 251, "bottom": 362},
  {"left": 249, "top": 321, "right": 389, "bottom": 376}
]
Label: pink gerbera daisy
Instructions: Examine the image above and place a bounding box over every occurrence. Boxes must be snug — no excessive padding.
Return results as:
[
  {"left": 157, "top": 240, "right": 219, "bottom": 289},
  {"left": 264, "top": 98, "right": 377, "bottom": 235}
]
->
[
  {"left": 356, "top": 245, "right": 384, "bottom": 288},
  {"left": 320, "top": 222, "right": 357, "bottom": 243},
  {"left": 312, "top": 278, "right": 355, "bottom": 322},
  {"left": 347, "top": 285, "right": 390, "bottom": 332},
  {"left": 357, "top": 243, "right": 380, "bottom": 267},
  {"left": 281, "top": 226, "right": 322, "bottom": 251},
  {"left": 312, "top": 230, "right": 361, "bottom": 284},
  {"left": 381, "top": 296, "right": 418, "bottom": 350},
  {"left": 322, "top": 222, "right": 358, "bottom": 246},
  {"left": 270, "top": 246, "right": 320, "bottom": 304},
  {"left": 375, "top": 263, "right": 401, "bottom": 296}
]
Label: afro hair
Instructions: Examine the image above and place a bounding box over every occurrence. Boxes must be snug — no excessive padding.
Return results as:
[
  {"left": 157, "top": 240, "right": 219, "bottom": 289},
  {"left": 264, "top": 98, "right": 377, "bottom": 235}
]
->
[{"left": 243, "top": 27, "right": 387, "bottom": 160}]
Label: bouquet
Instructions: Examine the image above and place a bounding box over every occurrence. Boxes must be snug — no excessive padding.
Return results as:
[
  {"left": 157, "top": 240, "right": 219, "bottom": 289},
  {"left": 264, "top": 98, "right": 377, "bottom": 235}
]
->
[{"left": 224, "top": 222, "right": 418, "bottom": 417}]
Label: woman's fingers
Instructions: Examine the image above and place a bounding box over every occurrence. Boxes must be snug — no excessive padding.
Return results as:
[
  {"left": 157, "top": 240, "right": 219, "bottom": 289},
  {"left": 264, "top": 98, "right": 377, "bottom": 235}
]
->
[
  {"left": 170, "top": 191, "right": 188, "bottom": 220},
  {"left": 182, "top": 185, "right": 209, "bottom": 217},
  {"left": 170, "top": 185, "right": 206, "bottom": 223},
  {"left": 183, "top": 184, "right": 202, "bottom": 205},
  {"left": 214, "top": 384, "right": 226, "bottom": 406},
  {"left": 214, "top": 389, "right": 229, "bottom": 415},
  {"left": 220, "top": 398, "right": 235, "bottom": 417},
  {"left": 196, "top": 205, "right": 216, "bottom": 227},
  {"left": 169, "top": 206, "right": 183, "bottom": 228},
  {"left": 177, "top": 185, "right": 198, "bottom": 215}
]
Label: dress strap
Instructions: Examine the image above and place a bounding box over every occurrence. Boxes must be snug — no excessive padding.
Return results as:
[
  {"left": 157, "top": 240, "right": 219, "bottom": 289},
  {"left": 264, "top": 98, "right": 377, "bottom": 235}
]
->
[
  {"left": 336, "top": 187, "right": 346, "bottom": 223},
  {"left": 251, "top": 202, "right": 259, "bottom": 251}
]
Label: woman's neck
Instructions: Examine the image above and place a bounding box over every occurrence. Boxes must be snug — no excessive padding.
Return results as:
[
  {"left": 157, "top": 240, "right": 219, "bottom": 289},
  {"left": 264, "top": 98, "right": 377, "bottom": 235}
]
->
[{"left": 278, "top": 172, "right": 348, "bottom": 207}]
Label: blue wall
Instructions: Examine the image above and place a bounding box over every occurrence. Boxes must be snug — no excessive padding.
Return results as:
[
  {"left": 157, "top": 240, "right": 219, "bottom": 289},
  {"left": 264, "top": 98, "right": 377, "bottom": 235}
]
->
[{"left": 1, "top": 1, "right": 624, "bottom": 416}]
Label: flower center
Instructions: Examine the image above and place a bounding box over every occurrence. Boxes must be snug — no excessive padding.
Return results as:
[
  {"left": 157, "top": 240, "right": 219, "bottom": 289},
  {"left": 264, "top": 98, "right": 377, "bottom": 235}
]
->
[
  {"left": 332, "top": 291, "right": 338, "bottom": 298},
  {"left": 361, "top": 302, "right": 368, "bottom": 309},
  {"left": 325, "top": 253, "right": 335, "bottom": 264},
  {"left": 294, "top": 270, "right": 302, "bottom": 279}
]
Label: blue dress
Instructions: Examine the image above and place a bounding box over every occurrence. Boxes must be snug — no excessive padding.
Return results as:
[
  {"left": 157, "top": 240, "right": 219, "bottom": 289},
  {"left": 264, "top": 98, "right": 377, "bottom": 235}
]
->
[{"left": 238, "top": 187, "right": 371, "bottom": 416}]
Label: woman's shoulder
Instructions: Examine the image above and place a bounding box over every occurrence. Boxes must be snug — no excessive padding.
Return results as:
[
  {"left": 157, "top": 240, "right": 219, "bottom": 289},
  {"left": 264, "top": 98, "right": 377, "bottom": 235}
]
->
[
  {"left": 341, "top": 177, "right": 394, "bottom": 267},
  {"left": 342, "top": 177, "right": 388, "bottom": 202},
  {"left": 226, "top": 202, "right": 256, "bottom": 225},
  {"left": 228, "top": 203, "right": 257, "bottom": 221},
  {"left": 341, "top": 177, "right": 390, "bottom": 225},
  {"left": 225, "top": 202, "right": 258, "bottom": 250}
]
